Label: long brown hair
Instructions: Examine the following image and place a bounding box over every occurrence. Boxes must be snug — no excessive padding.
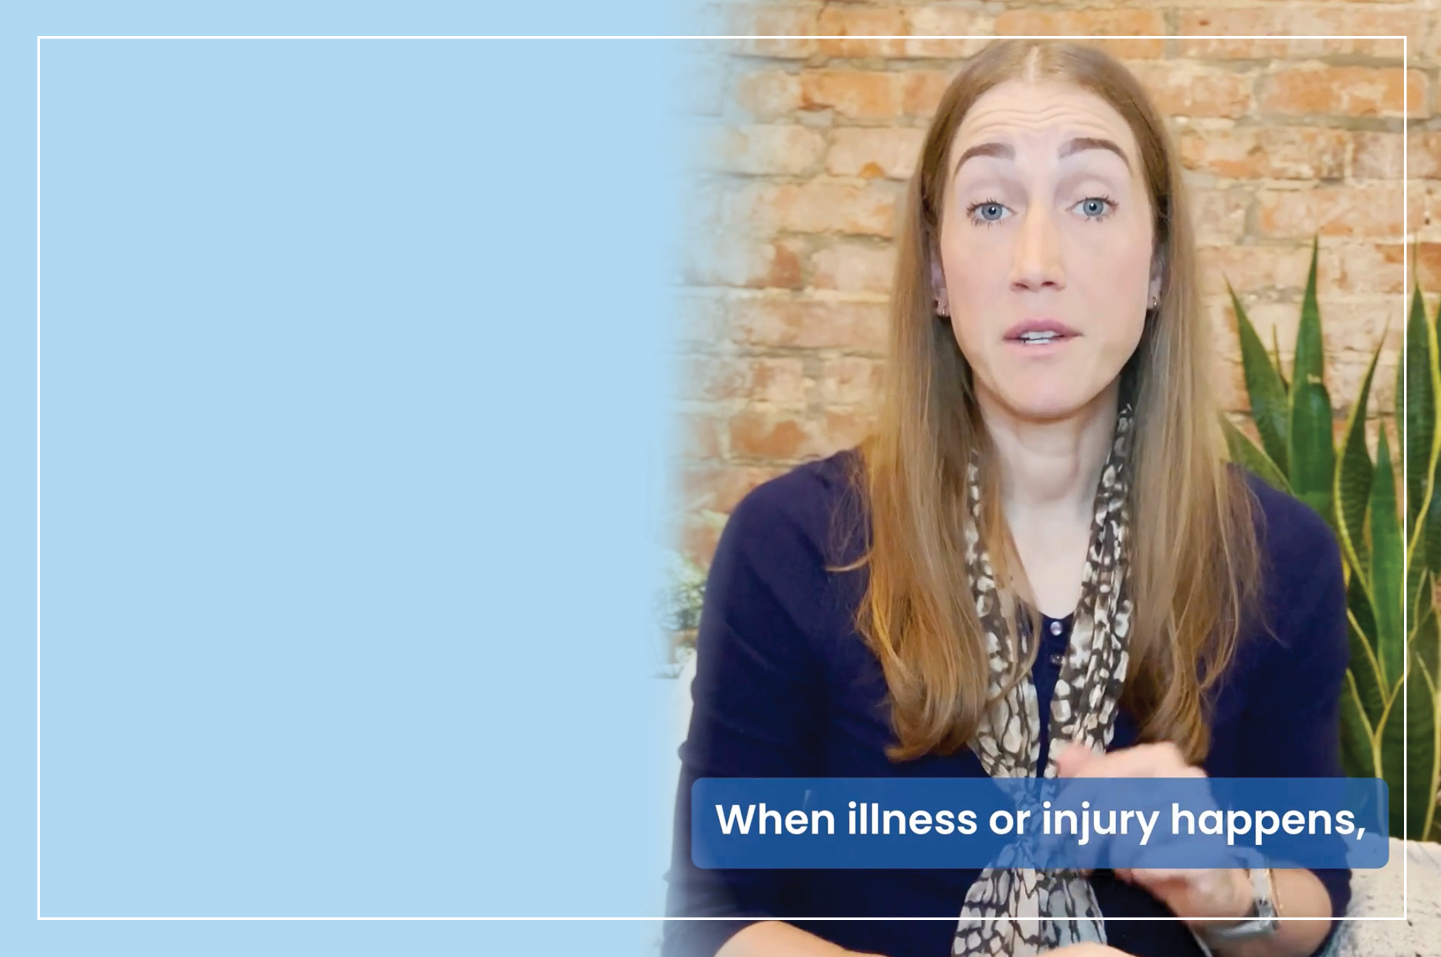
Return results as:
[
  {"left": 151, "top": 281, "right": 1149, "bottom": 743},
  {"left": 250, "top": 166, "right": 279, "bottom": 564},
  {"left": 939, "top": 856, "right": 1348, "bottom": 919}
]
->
[{"left": 835, "top": 40, "right": 1262, "bottom": 763}]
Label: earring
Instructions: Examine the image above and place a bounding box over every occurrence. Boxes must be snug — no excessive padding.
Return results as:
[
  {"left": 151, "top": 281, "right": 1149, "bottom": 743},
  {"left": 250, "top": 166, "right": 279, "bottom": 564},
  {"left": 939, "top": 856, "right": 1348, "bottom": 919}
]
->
[
  {"left": 1148, "top": 295, "right": 1160, "bottom": 309},
  {"left": 935, "top": 299, "right": 950, "bottom": 317}
]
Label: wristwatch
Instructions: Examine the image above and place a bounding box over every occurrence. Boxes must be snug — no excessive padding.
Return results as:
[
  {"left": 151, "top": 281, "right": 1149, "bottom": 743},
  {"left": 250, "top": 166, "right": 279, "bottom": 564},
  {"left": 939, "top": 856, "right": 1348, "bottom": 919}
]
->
[{"left": 1202, "top": 867, "right": 1281, "bottom": 942}]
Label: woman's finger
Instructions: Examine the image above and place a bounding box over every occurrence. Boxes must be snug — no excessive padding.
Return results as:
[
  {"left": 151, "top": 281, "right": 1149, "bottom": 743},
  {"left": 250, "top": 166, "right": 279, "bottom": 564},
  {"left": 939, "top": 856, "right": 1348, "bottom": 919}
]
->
[{"left": 1056, "top": 741, "right": 1197, "bottom": 778}]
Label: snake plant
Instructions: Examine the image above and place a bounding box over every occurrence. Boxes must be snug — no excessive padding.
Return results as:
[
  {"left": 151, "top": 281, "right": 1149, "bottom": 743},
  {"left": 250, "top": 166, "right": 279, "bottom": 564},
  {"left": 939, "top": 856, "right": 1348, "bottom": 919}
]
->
[{"left": 1223, "top": 236, "right": 1441, "bottom": 842}]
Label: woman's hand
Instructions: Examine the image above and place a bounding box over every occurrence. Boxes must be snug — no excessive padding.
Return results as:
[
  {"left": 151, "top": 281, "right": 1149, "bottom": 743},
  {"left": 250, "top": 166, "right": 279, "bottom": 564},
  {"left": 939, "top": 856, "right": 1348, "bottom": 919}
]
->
[
  {"left": 1054, "top": 741, "right": 1254, "bottom": 929},
  {"left": 1046, "top": 944, "right": 1138, "bottom": 956}
]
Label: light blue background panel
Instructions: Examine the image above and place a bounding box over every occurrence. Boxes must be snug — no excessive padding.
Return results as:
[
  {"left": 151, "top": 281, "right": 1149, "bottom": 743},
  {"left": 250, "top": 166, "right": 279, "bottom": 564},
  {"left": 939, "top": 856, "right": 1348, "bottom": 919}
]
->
[{"left": 8, "top": 12, "right": 694, "bottom": 954}]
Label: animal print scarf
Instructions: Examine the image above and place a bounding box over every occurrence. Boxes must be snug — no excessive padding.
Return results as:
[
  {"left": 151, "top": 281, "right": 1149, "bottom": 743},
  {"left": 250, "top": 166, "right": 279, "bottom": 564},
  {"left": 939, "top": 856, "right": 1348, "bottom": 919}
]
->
[{"left": 953, "top": 404, "right": 1136, "bottom": 956}]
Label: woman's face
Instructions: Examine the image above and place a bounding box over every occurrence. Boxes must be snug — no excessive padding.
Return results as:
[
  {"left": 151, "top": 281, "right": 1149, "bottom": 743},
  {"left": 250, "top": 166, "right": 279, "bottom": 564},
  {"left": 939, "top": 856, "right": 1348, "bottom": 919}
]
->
[{"left": 935, "top": 79, "right": 1161, "bottom": 423}]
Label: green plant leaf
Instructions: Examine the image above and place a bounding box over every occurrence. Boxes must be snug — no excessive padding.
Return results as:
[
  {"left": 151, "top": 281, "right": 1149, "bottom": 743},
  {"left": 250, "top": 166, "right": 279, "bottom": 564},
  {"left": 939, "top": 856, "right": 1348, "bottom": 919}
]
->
[
  {"left": 1340, "top": 670, "right": 1381, "bottom": 778},
  {"left": 1406, "top": 286, "right": 1436, "bottom": 533},
  {"left": 1229, "top": 281, "right": 1291, "bottom": 475},
  {"left": 1293, "top": 236, "right": 1325, "bottom": 397},
  {"left": 1410, "top": 544, "right": 1432, "bottom": 637},
  {"left": 1411, "top": 660, "right": 1437, "bottom": 843},
  {"left": 1413, "top": 569, "right": 1435, "bottom": 640},
  {"left": 1416, "top": 601, "right": 1441, "bottom": 685},
  {"left": 1348, "top": 610, "right": 1388, "bottom": 727},
  {"left": 1370, "top": 424, "right": 1404, "bottom": 692},
  {"left": 1379, "top": 658, "right": 1440, "bottom": 840},
  {"left": 1288, "top": 374, "right": 1336, "bottom": 528},
  {"left": 1349, "top": 569, "right": 1379, "bottom": 658},
  {"left": 1271, "top": 325, "right": 1289, "bottom": 393},
  {"left": 1429, "top": 276, "right": 1441, "bottom": 588},
  {"left": 1427, "top": 445, "right": 1441, "bottom": 582},
  {"left": 1220, "top": 416, "right": 1290, "bottom": 493},
  {"left": 1413, "top": 283, "right": 1441, "bottom": 583},
  {"left": 1335, "top": 341, "right": 1381, "bottom": 577}
]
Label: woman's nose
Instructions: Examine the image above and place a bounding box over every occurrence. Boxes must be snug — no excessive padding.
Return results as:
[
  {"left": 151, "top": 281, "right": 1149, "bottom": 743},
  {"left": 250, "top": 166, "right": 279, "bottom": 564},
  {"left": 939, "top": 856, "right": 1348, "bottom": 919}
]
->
[{"left": 1009, "top": 206, "right": 1066, "bottom": 293}]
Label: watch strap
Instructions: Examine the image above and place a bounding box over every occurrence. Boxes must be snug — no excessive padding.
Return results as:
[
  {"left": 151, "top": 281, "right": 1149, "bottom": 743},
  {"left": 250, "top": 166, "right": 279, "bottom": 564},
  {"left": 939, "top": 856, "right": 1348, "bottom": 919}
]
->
[{"left": 1203, "top": 868, "right": 1280, "bottom": 942}]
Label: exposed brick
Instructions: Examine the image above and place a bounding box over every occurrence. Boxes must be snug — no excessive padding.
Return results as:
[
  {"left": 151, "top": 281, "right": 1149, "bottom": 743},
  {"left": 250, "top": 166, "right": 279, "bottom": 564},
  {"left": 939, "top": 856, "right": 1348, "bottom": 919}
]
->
[
  {"left": 1178, "top": 127, "right": 1347, "bottom": 181},
  {"left": 1316, "top": 297, "right": 1406, "bottom": 355},
  {"left": 680, "top": 465, "right": 784, "bottom": 514},
  {"left": 1407, "top": 69, "right": 1430, "bottom": 119},
  {"left": 1353, "top": 132, "right": 1406, "bottom": 181},
  {"left": 992, "top": 9, "right": 1165, "bottom": 59},
  {"left": 901, "top": 9, "right": 993, "bottom": 59},
  {"left": 678, "top": 354, "right": 742, "bottom": 402},
  {"left": 1322, "top": 243, "right": 1407, "bottom": 295},
  {"left": 1407, "top": 131, "right": 1441, "bottom": 180},
  {"left": 1334, "top": 351, "right": 1398, "bottom": 415},
  {"left": 1129, "top": 62, "right": 1253, "bottom": 118},
  {"left": 728, "top": 408, "right": 826, "bottom": 460},
  {"left": 681, "top": 234, "right": 806, "bottom": 290},
  {"left": 1196, "top": 244, "right": 1321, "bottom": 298},
  {"left": 1214, "top": 356, "right": 1250, "bottom": 415},
  {"left": 729, "top": 297, "right": 890, "bottom": 353},
  {"left": 679, "top": 355, "right": 809, "bottom": 405},
  {"left": 1206, "top": 297, "right": 1296, "bottom": 376},
  {"left": 1176, "top": 9, "right": 1410, "bottom": 60},
  {"left": 890, "top": 35, "right": 991, "bottom": 59},
  {"left": 1258, "top": 66, "right": 1409, "bottom": 118},
  {"left": 816, "top": 6, "right": 910, "bottom": 58},
  {"left": 1420, "top": 242, "right": 1441, "bottom": 291},
  {"left": 677, "top": 414, "right": 722, "bottom": 460},
  {"left": 722, "top": 5, "right": 819, "bottom": 59},
  {"left": 823, "top": 407, "right": 879, "bottom": 452},
  {"left": 812, "top": 241, "right": 898, "bottom": 294},
  {"left": 708, "top": 124, "right": 828, "bottom": 177},
  {"left": 816, "top": 357, "right": 886, "bottom": 405},
  {"left": 734, "top": 70, "right": 804, "bottom": 120},
  {"left": 801, "top": 70, "right": 905, "bottom": 120},
  {"left": 1190, "top": 187, "right": 1252, "bottom": 247},
  {"left": 671, "top": 20, "right": 1425, "bottom": 549},
  {"left": 827, "top": 127, "right": 926, "bottom": 180},
  {"left": 1410, "top": 181, "right": 1430, "bottom": 237},
  {"left": 725, "top": 179, "right": 902, "bottom": 237},
  {"left": 1209, "top": 292, "right": 1402, "bottom": 371},
  {"left": 901, "top": 70, "right": 954, "bottom": 118},
  {"left": 1255, "top": 184, "right": 1404, "bottom": 240}
]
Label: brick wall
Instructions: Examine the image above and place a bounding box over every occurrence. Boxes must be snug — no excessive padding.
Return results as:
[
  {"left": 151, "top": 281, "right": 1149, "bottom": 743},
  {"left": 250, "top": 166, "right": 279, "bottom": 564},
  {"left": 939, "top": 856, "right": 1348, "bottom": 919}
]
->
[{"left": 671, "top": 1, "right": 1440, "bottom": 567}]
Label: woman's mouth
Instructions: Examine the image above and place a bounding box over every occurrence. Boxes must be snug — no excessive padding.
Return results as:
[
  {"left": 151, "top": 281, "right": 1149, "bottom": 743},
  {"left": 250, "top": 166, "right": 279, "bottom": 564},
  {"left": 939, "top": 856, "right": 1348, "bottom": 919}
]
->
[
  {"left": 1004, "top": 319, "right": 1080, "bottom": 349},
  {"left": 1014, "top": 330, "right": 1069, "bottom": 346}
]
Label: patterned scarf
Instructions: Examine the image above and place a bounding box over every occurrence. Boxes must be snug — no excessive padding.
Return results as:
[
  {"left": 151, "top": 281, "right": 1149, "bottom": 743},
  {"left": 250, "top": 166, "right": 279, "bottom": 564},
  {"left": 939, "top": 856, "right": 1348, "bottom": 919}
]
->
[{"left": 953, "top": 404, "right": 1136, "bottom": 956}]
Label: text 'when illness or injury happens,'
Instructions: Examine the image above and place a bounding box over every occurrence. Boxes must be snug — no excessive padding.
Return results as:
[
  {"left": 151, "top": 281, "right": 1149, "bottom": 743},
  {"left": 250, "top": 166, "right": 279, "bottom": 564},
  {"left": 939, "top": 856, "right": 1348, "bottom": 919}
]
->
[{"left": 714, "top": 801, "right": 1365, "bottom": 848}]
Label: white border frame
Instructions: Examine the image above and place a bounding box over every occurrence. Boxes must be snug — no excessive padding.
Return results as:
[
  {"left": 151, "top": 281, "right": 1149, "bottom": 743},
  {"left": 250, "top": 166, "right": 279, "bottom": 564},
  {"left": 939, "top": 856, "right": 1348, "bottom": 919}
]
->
[{"left": 36, "top": 32, "right": 1413, "bottom": 925}]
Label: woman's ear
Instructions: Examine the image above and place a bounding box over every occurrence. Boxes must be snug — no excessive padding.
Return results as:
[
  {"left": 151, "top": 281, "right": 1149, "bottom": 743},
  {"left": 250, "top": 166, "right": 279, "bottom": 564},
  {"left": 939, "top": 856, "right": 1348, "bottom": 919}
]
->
[
  {"left": 1147, "top": 246, "right": 1166, "bottom": 305},
  {"left": 931, "top": 254, "right": 951, "bottom": 317}
]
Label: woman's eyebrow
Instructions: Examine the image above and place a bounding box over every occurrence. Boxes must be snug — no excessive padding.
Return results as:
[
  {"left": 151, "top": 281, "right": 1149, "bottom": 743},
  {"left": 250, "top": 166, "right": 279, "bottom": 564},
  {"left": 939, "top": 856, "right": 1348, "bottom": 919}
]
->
[{"left": 953, "top": 136, "right": 1132, "bottom": 178}]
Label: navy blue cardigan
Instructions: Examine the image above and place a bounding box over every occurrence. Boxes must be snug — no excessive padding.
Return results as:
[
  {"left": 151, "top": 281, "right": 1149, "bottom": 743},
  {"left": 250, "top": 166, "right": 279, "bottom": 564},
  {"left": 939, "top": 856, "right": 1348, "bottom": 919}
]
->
[{"left": 663, "top": 448, "right": 1351, "bottom": 957}]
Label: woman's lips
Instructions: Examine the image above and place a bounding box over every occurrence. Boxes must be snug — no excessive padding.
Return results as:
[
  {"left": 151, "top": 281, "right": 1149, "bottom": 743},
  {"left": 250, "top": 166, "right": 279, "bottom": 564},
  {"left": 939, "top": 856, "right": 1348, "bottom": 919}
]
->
[
  {"left": 1005, "top": 334, "right": 1074, "bottom": 353},
  {"left": 1003, "top": 319, "right": 1080, "bottom": 343}
]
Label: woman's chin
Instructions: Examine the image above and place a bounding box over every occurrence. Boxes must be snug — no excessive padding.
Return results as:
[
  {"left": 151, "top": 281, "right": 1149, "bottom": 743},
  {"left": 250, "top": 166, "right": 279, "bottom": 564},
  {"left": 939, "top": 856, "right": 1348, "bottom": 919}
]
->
[{"left": 995, "top": 392, "right": 1096, "bottom": 424}]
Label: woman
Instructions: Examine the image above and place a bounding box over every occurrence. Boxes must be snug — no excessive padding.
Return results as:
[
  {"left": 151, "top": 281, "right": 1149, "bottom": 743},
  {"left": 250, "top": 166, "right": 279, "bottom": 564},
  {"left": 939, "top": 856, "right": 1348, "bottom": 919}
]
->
[{"left": 664, "top": 40, "right": 1350, "bottom": 957}]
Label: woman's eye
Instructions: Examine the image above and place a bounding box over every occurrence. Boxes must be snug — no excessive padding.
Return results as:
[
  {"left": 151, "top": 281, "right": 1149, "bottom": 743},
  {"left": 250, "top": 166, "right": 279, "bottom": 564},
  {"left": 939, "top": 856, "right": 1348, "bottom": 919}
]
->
[
  {"left": 1075, "top": 197, "right": 1114, "bottom": 219},
  {"left": 968, "top": 201, "right": 1009, "bottom": 224}
]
